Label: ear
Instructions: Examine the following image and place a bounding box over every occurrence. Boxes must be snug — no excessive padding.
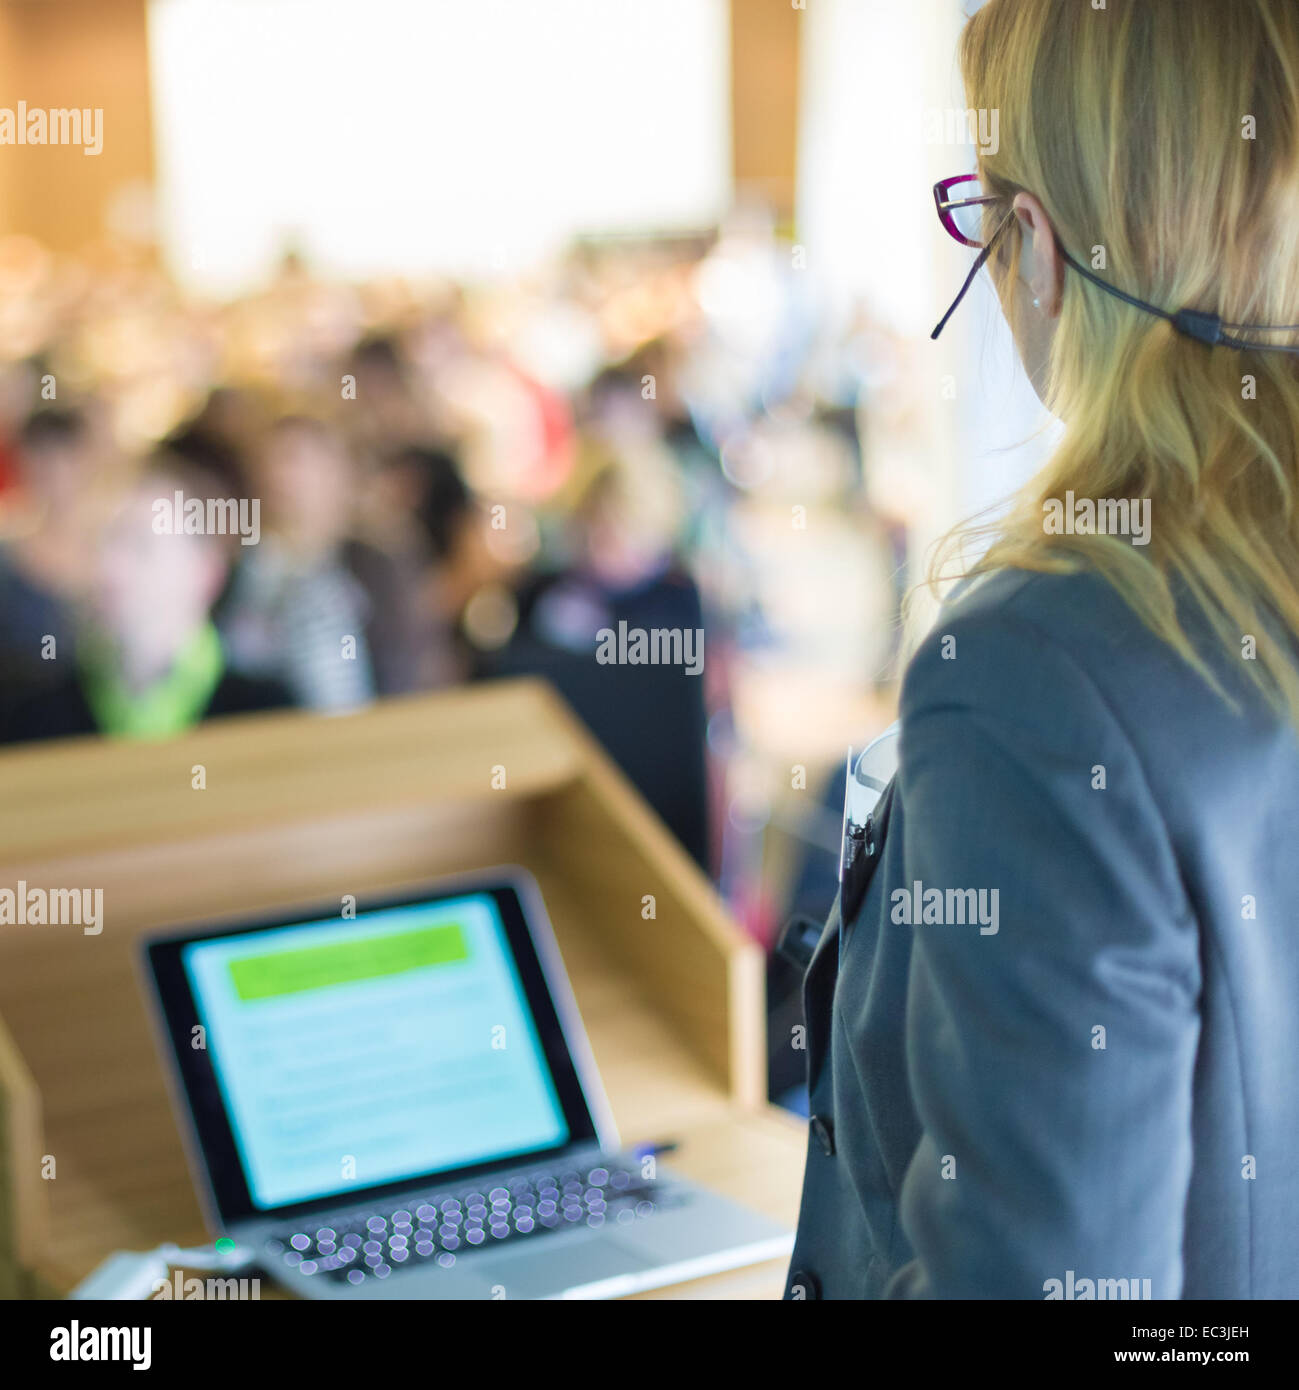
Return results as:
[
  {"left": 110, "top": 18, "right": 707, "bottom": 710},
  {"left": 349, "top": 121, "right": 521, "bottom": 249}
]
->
[{"left": 1011, "top": 191, "right": 1065, "bottom": 318}]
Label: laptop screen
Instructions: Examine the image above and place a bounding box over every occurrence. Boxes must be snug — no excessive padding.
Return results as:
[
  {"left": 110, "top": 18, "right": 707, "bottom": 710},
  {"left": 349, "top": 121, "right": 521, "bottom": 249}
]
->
[{"left": 146, "top": 878, "right": 602, "bottom": 1222}]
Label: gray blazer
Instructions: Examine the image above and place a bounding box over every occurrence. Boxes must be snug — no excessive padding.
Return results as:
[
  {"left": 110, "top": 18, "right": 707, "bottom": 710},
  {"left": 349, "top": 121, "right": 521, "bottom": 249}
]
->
[{"left": 785, "top": 566, "right": 1299, "bottom": 1299}]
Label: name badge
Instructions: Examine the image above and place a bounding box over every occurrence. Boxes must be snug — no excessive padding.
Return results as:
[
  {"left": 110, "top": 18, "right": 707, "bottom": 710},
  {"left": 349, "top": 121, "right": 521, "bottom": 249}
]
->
[{"left": 839, "top": 723, "right": 899, "bottom": 944}]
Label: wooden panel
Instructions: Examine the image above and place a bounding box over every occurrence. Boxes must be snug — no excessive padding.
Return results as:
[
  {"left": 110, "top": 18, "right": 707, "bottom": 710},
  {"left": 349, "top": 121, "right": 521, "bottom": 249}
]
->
[
  {"left": 730, "top": 0, "right": 802, "bottom": 224},
  {"left": 531, "top": 725, "right": 767, "bottom": 1107},
  {"left": 0, "top": 1012, "right": 46, "bottom": 1298},
  {"left": 0, "top": 0, "right": 154, "bottom": 252},
  {"left": 0, "top": 680, "right": 580, "bottom": 864}
]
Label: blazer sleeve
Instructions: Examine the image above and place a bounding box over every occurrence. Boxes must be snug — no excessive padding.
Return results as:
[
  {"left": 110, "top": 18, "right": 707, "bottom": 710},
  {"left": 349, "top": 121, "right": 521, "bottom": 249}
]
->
[{"left": 883, "top": 599, "right": 1202, "bottom": 1299}]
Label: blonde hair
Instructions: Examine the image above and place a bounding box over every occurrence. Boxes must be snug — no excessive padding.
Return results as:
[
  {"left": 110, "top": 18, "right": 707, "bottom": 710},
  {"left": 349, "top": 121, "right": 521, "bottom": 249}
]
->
[{"left": 939, "top": 0, "right": 1299, "bottom": 721}]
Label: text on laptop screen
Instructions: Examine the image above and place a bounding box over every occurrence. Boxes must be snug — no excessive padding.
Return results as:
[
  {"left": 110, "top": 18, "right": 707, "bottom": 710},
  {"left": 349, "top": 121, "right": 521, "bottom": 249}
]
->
[{"left": 181, "top": 893, "right": 571, "bottom": 1210}]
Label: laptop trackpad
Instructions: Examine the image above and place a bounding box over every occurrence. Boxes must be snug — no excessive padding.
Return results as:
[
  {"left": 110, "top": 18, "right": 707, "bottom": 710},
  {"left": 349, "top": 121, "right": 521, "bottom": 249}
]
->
[{"left": 485, "top": 1234, "right": 652, "bottom": 1299}]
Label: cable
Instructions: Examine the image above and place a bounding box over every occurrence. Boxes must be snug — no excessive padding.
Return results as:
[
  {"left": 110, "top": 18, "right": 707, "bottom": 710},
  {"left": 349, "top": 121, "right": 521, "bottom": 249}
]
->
[{"left": 1059, "top": 247, "right": 1299, "bottom": 354}]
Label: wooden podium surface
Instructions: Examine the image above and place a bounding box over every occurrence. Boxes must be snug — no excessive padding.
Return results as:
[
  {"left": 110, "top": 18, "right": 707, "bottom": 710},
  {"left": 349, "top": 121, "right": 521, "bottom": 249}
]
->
[{"left": 0, "top": 679, "right": 806, "bottom": 1300}]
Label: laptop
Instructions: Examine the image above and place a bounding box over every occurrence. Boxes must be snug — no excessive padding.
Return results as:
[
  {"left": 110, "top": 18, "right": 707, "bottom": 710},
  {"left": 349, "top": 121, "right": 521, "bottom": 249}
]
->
[{"left": 141, "top": 867, "right": 792, "bottom": 1299}]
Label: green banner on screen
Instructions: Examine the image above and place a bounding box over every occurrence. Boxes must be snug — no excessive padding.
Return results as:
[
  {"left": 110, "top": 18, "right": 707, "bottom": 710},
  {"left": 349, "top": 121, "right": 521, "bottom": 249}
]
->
[{"left": 228, "top": 922, "right": 469, "bottom": 1001}]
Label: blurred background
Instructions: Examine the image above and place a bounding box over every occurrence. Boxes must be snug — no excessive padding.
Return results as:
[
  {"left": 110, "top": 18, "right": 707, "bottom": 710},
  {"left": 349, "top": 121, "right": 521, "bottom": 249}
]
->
[{"left": 0, "top": 0, "right": 1056, "bottom": 1110}]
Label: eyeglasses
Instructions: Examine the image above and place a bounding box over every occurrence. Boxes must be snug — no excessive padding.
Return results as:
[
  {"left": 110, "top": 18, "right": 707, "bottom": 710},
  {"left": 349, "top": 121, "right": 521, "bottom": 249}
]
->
[
  {"left": 931, "top": 174, "right": 1014, "bottom": 340},
  {"left": 933, "top": 173, "right": 1005, "bottom": 250},
  {"left": 931, "top": 171, "right": 1299, "bottom": 352}
]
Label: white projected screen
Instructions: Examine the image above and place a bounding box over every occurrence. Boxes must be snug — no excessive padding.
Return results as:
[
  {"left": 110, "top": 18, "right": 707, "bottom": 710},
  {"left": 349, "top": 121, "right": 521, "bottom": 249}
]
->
[{"left": 147, "top": 0, "right": 731, "bottom": 294}]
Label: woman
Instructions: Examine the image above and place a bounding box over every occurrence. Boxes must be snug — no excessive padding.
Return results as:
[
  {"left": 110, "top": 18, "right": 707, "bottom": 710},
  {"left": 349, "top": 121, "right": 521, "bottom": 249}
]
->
[{"left": 787, "top": 0, "right": 1299, "bottom": 1299}]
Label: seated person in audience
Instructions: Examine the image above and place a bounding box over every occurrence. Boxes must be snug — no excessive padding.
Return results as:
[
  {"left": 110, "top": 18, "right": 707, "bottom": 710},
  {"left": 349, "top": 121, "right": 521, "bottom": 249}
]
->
[
  {"left": 0, "top": 406, "right": 101, "bottom": 711},
  {"left": 168, "top": 386, "right": 269, "bottom": 485},
  {"left": 163, "top": 415, "right": 255, "bottom": 504},
  {"left": 482, "top": 439, "right": 710, "bottom": 868},
  {"left": 1, "top": 456, "right": 290, "bottom": 744},
  {"left": 220, "top": 414, "right": 416, "bottom": 707},
  {"left": 372, "top": 442, "right": 480, "bottom": 686},
  {"left": 345, "top": 334, "right": 435, "bottom": 459}
]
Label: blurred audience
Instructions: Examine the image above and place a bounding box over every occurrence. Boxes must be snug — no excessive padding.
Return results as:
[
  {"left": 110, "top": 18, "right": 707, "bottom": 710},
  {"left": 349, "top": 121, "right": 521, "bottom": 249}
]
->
[{"left": 0, "top": 231, "right": 906, "bottom": 1082}]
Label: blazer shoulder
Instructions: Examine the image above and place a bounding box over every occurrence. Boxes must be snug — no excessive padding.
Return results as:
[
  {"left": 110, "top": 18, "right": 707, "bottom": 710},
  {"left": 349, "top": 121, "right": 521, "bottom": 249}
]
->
[
  {"left": 916, "top": 563, "right": 1174, "bottom": 662},
  {"left": 900, "top": 566, "right": 1165, "bottom": 733},
  {"left": 933, "top": 565, "right": 1136, "bottom": 644}
]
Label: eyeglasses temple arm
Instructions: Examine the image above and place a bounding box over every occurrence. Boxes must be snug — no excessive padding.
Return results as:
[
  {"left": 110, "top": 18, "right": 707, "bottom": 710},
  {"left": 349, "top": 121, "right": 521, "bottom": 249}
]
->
[{"left": 930, "top": 212, "right": 1013, "bottom": 340}]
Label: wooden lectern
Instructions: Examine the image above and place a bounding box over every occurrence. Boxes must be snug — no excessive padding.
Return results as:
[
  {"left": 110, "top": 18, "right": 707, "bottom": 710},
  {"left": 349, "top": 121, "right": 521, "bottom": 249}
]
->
[{"left": 0, "top": 679, "right": 804, "bottom": 1300}]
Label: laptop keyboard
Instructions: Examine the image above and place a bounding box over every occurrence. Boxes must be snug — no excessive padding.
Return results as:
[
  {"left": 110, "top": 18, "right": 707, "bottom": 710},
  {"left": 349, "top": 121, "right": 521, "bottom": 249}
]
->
[{"left": 266, "top": 1159, "right": 689, "bottom": 1286}]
